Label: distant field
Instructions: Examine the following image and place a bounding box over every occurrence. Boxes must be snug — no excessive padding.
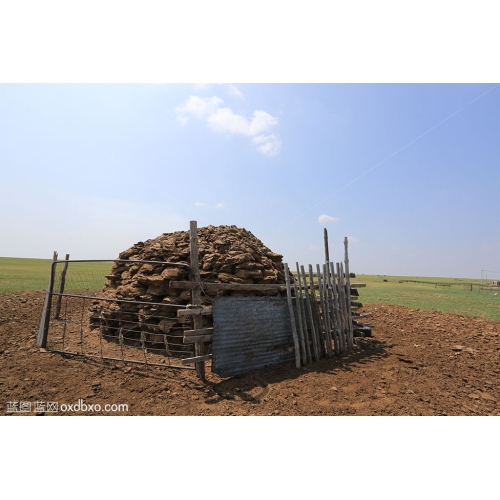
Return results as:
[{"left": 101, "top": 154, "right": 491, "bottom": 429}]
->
[
  {"left": 353, "top": 274, "right": 500, "bottom": 322},
  {"left": 0, "top": 257, "right": 112, "bottom": 293},
  {"left": 2, "top": 257, "right": 499, "bottom": 322}
]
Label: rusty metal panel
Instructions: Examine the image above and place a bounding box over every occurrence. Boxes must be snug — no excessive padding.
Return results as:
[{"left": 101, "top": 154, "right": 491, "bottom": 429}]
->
[{"left": 211, "top": 296, "right": 294, "bottom": 377}]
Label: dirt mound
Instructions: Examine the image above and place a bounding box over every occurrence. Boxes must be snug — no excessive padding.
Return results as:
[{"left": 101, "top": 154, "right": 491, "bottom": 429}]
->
[{"left": 89, "top": 225, "right": 288, "bottom": 340}]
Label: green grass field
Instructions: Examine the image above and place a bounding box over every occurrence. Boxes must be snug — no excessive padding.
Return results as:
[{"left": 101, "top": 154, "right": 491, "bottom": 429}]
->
[
  {"left": 2, "top": 257, "right": 499, "bottom": 322},
  {"left": 0, "top": 257, "right": 112, "bottom": 293},
  {"left": 353, "top": 274, "right": 500, "bottom": 322}
]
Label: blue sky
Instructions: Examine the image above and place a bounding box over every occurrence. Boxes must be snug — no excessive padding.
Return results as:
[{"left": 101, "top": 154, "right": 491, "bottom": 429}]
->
[{"left": 1, "top": 83, "right": 499, "bottom": 279}]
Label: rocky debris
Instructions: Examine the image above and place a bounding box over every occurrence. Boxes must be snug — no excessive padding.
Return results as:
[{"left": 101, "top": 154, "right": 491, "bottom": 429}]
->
[{"left": 89, "top": 225, "right": 289, "bottom": 343}]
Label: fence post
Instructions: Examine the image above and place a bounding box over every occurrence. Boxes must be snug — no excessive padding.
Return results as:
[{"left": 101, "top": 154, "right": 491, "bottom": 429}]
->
[
  {"left": 343, "top": 238, "right": 354, "bottom": 349},
  {"left": 54, "top": 253, "right": 69, "bottom": 320},
  {"left": 284, "top": 263, "right": 301, "bottom": 368},
  {"left": 37, "top": 251, "right": 58, "bottom": 348}
]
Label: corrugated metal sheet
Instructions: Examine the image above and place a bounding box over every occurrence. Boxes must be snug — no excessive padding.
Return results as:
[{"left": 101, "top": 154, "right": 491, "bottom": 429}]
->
[{"left": 211, "top": 296, "right": 295, "bottom": 377}]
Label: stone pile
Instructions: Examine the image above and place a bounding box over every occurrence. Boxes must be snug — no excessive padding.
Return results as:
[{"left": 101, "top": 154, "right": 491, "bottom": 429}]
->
[{"left": 89, "top": 225, "right": 289, "bottom": 343}]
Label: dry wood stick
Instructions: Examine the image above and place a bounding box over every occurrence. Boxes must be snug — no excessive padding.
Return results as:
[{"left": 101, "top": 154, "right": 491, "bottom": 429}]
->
[
  {"left": 301, "top": 265, "right": 320, "bottom": 362},
  {"left": 343, "top": 237, "right": 354, "bottom": 349},
  {"left": 324, "top": 263, "right": 339, "bottom": 354},
  {"left": 309, "top": 264, "right": 324, "bottom": 357},
  {"left": 337, "top": 262, "right": 348, "bottom": 351},
  {"left": 284, "top": 264, "right": 301, "bottom": 368},
  {"left": 292, "top": 271, "right": 307, "bottom": 364},
  {"left": 296, "top": 263, "right": 312, "bottom": 364},
  {"left": 54, "top": 253, "right": 69, "bottom": 320},
  {"left": 330, "top": 262, "right": 345, "bottom": 352},
  {"left": 317, "top": 264, "right": 333, "bottom": 357}
]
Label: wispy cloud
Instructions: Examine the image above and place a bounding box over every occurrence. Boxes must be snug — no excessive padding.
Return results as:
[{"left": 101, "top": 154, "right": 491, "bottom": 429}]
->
[
  {"left": 347, "top": 236, "right": 359, "bottom": 243},
  {"left": 229, "top": 84, "right": 244, "bottom": 98},
  {"left": 318, "top": 214, "right": 339, "bottom": 223},
  {"left": 194, "top": 201, "right": 205, "bottom": 207},
  {"left": 215, "top": 202, "right": 226, "bottom": 209},
  {"left": 175, "top": 95, "right": 281, "bottom": 156}
]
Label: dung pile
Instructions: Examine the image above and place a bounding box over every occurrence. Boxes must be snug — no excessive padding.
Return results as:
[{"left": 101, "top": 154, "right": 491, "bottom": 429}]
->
[{"left": 89, "top": 225, "right": 288, "bottom": 343}]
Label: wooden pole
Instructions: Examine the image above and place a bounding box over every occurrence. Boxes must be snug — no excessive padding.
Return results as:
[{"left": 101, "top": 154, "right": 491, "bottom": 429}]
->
[
  {"left": 317, "top": 264, "right": 333, "bottom": 357},
  {"left": 330, "top": 262, "right": 344, "bottom": 352},
  {"left": 343, "top": 237, "right": 354, "bottom": 349},
  {"left": 189, "top": 221, "right": 205, "bottom": 380},
  {"left": 54, "top": 253, "right": 69, "bottom": 320},
  {"left": 284, "top": 264, "right": 301, "bottom": 368},
  {"left": 301, "top": 265, "right": 320, "bottom": 362},
  {"left": 296, "top": 262, "right": 312, "bottom": 364},
  {"left": 37, "top": 251, "right": 58, "bottom": 348},
  {"left": 337, "top": 262, "right": 348, "bottom": 350},
  {"left": 324, "top": 228, "right": 330, "bottom": 263},
  {"left": 323, "top": 264, "right": 340, "bottom": 353},
  {"left": 292, "top": 271, "right": 307, "bottom": 364},
  {"left": 309, "top": 264, "right": 324, "bottom": 357}
]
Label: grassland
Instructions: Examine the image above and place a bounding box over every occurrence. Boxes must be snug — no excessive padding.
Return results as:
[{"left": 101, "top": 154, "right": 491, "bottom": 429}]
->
[
  {"left": 0, "top": 257, "right": 112, "bottom": 293},
  {"left": 353, "top": 274, "right": 500, "bottom": 322},
  {"left": 2, "top": 257, "right": 499, "bottom": 322}
]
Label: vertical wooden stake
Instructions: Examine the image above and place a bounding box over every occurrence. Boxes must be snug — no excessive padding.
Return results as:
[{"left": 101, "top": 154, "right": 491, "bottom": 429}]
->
[
  {"left": 309, "top": 264, "right": 324, "bottom": 357},
  {"left": 330, "top": 262, "right": 344, "bottom": 352},
  {"left": 189, "top": 221, "right": 205, "bottom": 380},
  {"left": 284, "top": 264, "right": 301, "bottom": 368},
  {"left": 344, "top": 237, "right": 354, "bottom": 349},
  {"left": 292, "top": 272, "right": 307, "bottom": 364},
  {"left": 324, "top": 228, "right": 330, "bottom": 263},
  {"left": 54, "top": 253, "right": 69, "bottom": 320},
  {"left": 296, "top": 262, "right": 311, "bottom": 364},
  {"left": 323, "top": 263, "right": 339, "bottom": 354},
  {"left": 317, "top": 264, "right": 333, "bottom": 357},
  {"left": 301, "top": 265, "right": 320, "bottom": 362},
  {"left": 37, "top": 251, "right": 58, "bottom": 348}
]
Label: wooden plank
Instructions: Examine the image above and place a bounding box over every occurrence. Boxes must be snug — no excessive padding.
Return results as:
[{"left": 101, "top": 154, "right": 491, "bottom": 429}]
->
[
  {"left": 190, "top": 220, "right": 205, "bottom": 380},
  {"left": 184, "top": 327, "right": 214, "bottom": 336},
  {"left": 284, "top": 263, "right": 301, "bottom": 368},
  {"left": 183, "top": 334, "right": 213, "bottom": 343},
  {"left": 181, "top": 354, "right": 212, "bottom": 365},
  {"left": 301, "top": 265, "right": 320, "bottom": 362},
  {"left": 350, "top": 283, "right": 366, "bottom": 288},
  {"left": 170, "top": 281, "right": 287, "bottom": 291},
  {"left": 296, "top": 262, "right": 311, "bottom": 364},
  {"left": 177, "top": 306, "right": 213, "bottom": 317}
]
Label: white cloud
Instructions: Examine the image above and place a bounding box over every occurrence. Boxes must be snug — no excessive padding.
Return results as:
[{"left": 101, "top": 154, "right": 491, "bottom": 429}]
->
[
  {"left": 194, "top": 202, "right": 205, "bottom": 207},
  {"left": 318, "top": 214, "right": 340, "bottom": 223},
  {"left": 175, "top": 95, "right": 224, "bottom": 120},
  {"left": 175, "top": 94, "right": 280, "bottom": 156},
  {"left": 252, "top": 134, "right": 281, "bottom": 156},
  {"left": 229, "top": 84, "right": 244, "bottom": 98},
  {"left": 347, "top": 236, "right": 359, "bottom": 243},
  {"left": 207, "top": 108, "right": 277, "bottom": 136},
  {"left": 215, "top": 202, "right": 226, "bottom": 209}
]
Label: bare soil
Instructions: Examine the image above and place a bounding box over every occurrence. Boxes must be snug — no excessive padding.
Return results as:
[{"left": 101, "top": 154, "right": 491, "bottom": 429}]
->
[{"left": 2, "top": 291, "right": 499, "bottom": 416}]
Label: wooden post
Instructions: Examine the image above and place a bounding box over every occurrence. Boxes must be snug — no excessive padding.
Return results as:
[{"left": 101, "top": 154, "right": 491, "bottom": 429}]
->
[
  {"left": 343, "top": 237, "right": 354, "bottom": 349},
  {"left": 296, "top": 262, "right": 312, "bottom": 364},
  {"left": 330, "top": 262, "right": 344, "bottom": 352},
  {"left": 309, "top": 264, "right": 324, "bottom": 357},
  {"left": 292, "top": 272, "right": 307, "bottom": 364},
  {"left": 54, "top": 253, "right": 69, "bottom": 320},
  {"left": 337, "top": 262, "right": 348, "bottom": 350},
  {"left": 301, "top": 265, "right": 320, "bottom": 362},
  {"left": 317, "top": 264, "right": 333, "bottom": 357},
  {"left": 324, "top": 228, "right": 330, "bottom": 263},
  {"left": 37, "top": 251, "right": 58, "bottom": 348},
  {"left": 189, "top": 221, "right": 205, "bottom": 380},
  {"left": 284, "top": 264, "right": 301, "bottom": 368},
  {"left": 323, "top": 263, "right": 339, "bottom": 354}
]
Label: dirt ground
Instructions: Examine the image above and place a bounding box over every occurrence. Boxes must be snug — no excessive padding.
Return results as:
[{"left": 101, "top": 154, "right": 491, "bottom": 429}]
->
[{"left": 1, "top": 290, "right": 499, "bottom": 416}]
